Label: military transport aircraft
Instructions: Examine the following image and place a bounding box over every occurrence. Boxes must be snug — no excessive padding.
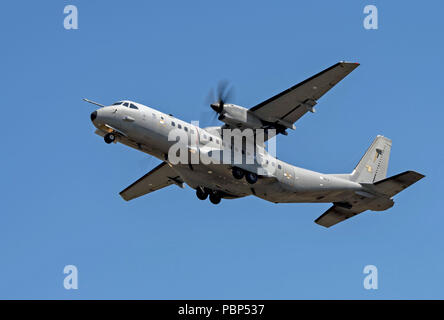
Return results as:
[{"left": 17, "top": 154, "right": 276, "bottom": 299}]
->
[{"left": 86, "top": 61, "right": 424, "bottom": 228}]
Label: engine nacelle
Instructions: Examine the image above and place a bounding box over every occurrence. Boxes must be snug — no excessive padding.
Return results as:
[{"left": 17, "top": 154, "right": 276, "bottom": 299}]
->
[{"left": 218, "top": 104, "right": 263, "bottom": 128}]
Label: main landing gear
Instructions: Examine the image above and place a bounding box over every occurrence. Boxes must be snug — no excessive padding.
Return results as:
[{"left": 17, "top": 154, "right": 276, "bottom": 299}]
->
[
  {"left": 232, "top": 167, "right": 258, "bottom": 184},
  {"left": 196, "top": 187, "right": 222, "bottom": 205},
  {"left": 245, "top": 172, "right": 258, "bottom": 184},
  {"left": 104, "top": 133, "right": 116, "bottom": 144},
  {"left": 209, "top": 192, "right": 221, "bottom": 205},
  {"left": 196, "top": 187, "right": 208, "bottom": 200},
  {"left": 232, "top": 167, "right": 244, "bottom": 179}
]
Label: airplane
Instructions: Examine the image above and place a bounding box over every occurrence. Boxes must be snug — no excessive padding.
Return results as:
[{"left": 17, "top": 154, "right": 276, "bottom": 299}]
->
[{"left": 86, "top": 61, "right": 424, "bottom": 228}]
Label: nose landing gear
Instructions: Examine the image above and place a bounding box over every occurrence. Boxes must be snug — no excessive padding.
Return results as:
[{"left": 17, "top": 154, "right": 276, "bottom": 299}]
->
[{"left": 104, "top": 133, "right": 116, "bottom": 144}]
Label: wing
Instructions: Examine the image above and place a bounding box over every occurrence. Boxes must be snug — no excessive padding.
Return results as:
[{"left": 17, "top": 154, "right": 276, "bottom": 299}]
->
[
  {"left": 315, "top": 205, "right": 366, "bottom": 228},
  {"left": 249, "top": 61, "right": 359, "bottom": 131},
  {"left": 119, "top": 162, "right": 184, "bottom": 201}
]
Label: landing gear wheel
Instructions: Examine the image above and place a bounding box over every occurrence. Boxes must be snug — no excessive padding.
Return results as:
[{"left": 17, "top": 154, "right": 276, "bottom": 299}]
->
[
  {"left": 209, "top": 192, "right": 221, "bottom": 205},
  {"left": 104, "top": 133, "right": 116, "bottom": 144},
  {"left": 232, "top": 167, "right": 244, "bottom": 180},
  {"left": 196, "top": 188, "right": 208, "bottom": 200},
  {"left": 245, "top": 172, "right": 258, "bottom": 184}
]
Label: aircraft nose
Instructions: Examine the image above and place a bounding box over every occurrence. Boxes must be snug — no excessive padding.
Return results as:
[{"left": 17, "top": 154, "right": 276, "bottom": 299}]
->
[{"left": 90, "top": 111, "right": 97, "bottom": 122}]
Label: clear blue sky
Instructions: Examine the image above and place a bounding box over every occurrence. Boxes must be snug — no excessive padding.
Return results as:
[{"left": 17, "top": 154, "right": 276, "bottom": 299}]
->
[{"left": 1, "top": 0, "right": 443, "bottom": 299}]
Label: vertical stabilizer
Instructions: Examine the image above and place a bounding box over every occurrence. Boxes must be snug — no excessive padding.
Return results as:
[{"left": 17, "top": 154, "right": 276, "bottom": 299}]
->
[{"left": 351, "top": 135, "right": 392, "bottom": 183}]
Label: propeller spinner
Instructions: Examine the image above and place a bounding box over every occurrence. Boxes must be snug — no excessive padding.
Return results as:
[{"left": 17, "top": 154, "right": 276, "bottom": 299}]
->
[{"left": 208, "top": 80, "right": 235, "bottom": 115}]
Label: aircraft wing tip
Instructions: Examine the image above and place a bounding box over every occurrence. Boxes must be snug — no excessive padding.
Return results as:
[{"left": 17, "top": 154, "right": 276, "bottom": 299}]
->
[{"left": 339, "top": 61, "right": 360, "bottom": 67}]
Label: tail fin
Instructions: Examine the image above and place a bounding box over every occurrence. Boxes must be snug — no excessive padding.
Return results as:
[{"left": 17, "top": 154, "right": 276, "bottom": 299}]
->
[{"left": 351, "top": 135, "right": 392, "bottom": 183}]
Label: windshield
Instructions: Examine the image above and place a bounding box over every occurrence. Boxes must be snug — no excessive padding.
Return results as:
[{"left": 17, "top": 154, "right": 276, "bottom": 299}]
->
[{"left": 112, "top": 101, "right": 138, "bottom": 109}]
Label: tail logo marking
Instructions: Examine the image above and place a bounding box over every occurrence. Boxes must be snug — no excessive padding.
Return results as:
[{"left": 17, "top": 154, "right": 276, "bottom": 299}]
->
[{"left": 373, "top": 148, "right": 383, "bottom": 162}]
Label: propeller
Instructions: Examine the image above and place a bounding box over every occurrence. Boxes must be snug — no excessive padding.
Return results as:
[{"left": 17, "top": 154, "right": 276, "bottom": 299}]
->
[
  {"left": 207, "top": 80, "right": 235, "bottom": 115},
  {"left": 199, "top": 109, "right": 219, "bottom": 127}
]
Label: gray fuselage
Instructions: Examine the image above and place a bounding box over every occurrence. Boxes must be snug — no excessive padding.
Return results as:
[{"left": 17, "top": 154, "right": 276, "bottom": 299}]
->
[{"left": 92, "top": 101, "right": 363, "bottom": 204}]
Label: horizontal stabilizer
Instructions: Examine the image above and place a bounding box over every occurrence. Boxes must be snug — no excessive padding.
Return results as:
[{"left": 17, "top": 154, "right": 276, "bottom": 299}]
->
[
  {"left": 315, "top": 205, "right": 366, "bottom": 228},
  {"left": 316, "top": 170, "right": 425, "bottom": 228},
  {"left": 372, "top": 170, "right": 425, "bottom": 197}
]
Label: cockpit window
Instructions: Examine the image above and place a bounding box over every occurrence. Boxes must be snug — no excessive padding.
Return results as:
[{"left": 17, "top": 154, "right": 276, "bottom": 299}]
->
[{"left": 113, "top": 101, "right": 138, "bottom": 109}]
